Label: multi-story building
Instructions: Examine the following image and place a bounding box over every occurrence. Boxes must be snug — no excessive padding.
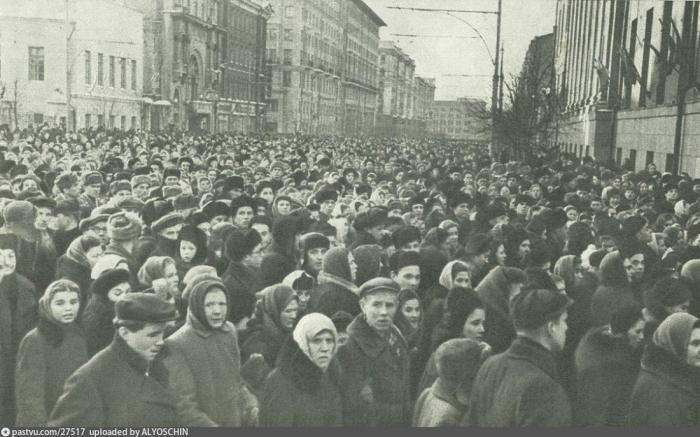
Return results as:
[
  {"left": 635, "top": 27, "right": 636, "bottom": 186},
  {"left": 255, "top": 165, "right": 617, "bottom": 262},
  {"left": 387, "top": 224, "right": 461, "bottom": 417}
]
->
[
  {"left": 553, "top": 0, "right": 700, "bottom": 175},
  {"left": 0, "top": 0, "right": 143, "bottom": 130},
  {"left": 376, "top": 40, "right": 419, "bottom": 137},
  {"left": 120, "top": 0, "right": 269, "bottom": 133},
  {"left": 412, "top": 76, "right": 436, "bottom": 133},
  {"left": 428, "top": 97, "right": 488, "bottom": 142},
  {"left": 264, "top": 0, "right": 384, "bottom": 135}
]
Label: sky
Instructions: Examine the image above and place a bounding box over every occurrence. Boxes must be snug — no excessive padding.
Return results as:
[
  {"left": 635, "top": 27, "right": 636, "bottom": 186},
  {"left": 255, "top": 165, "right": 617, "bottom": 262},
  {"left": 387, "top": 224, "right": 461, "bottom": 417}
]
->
[{"left": 363, "top": 0, "right": 558, "bottom": 102}]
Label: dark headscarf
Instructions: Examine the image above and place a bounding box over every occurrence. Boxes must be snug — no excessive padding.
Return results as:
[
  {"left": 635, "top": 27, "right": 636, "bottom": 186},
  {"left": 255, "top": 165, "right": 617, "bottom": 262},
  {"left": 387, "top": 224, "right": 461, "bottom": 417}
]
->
[{"left": 187, "top": 278, "right": 228, "bottom": 331}]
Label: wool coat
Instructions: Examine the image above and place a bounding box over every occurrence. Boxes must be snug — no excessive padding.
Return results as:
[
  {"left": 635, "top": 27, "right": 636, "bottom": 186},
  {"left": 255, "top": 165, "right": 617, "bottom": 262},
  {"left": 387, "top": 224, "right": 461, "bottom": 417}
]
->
[
  {"left": 628, "top": 343, "right": 700, "bottom": 426},
  {"left": 163, "top": 317, "right": 256, "bottom": 426},
  {"left": 48, "top": 335, "right": 178, "bottom": 427},
  {"left": 259, "top": 338, "right": 343, "bottom": 427},
  {"left": 81, "top": 295, "right": 116, "bottom": 357},
  {"left": 475, "top": 267, "right": 516, "bottom": 354},
  {"left": 336, "top": 314, "right": 411, "bottom": 426},
  {"left": 14, "top": 324, "right": 89, "bottom": 426},
  {"left": 222, "top": 261, "right": 261, "bottom": 324},
  {"left": 0, "top": 272, "right": 38, "bottom": 426},
  {"left": 466, "top": 336, "right": 572, "bottom": 427},
  {"left": 573, "top": 327, "right": 641, "bottom": 426}
]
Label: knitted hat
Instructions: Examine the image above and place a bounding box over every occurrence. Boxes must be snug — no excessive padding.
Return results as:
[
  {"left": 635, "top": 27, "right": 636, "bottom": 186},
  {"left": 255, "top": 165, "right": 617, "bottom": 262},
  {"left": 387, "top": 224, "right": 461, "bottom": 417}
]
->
[
  {"left": 511, "top": 288, "right": 572, "bottom": 330},
  {"left": 107, "top": 212, "right": 142, "bottom": 241},
  {"left": 392, "top": 226, "right": 421, "bottom": 249},
  {"left": 224, "top": 175, "right": 244, "bottom": 192},
  {"left": 389, "top": 250, "right": 421, "bottom": 273},
  {"left": 151, "top": 212, "right": 184, "bottom": 234},
  {"left": 621, "top": 215, "right": 646, "bottom": 238},
  {"left": 300, "top": 232, "right": 330, "bottom": 253}
]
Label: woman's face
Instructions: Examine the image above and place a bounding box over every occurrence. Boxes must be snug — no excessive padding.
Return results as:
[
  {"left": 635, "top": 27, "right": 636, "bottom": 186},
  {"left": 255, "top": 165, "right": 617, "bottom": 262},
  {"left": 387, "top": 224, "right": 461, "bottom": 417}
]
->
[
  {"left": 180, "top": 240, "right": 197, "bottom": 263},
  {"left": 280, "top": 299, "right": 299, "bottom": 330},
  {"left": 50, "top": 291, "right": 80, "bottom": 324},
  {"left": 626, "top": 319, "right": 645, "bottom": 349},
  {"left": 496, "top": 244, "right": 507, "bottom": 266},
  {"left": 86, "top": 245, "right": 104, "bottom": 268},
  {"left": 348, "top": 252, "right": 358, "bottom": 282},
  {"left": 688, "top": 328, "right": 700, "bottom": 367},
  {"left": 260, "top": 188, "right": 274, "bottom": 204},
  {"left": 296, "top": 289, "right": 311, "bottom": 311},
  {"left": 107, "top": 282, "right": 131, "bottom": 303},
  {"left": 308, "top": 330, "right": 335, "bottom": 371},
  {"left": 401, "top": 298, "right": 421, "bottom": 329},
  {"left": 462, "top": 308, "right": 486, "bottom": 341},
  {"left": 453, "top": 271, "right": 471, "bottom": 289},
  {"left": 164, "top": 263, "right": 179, "bottom": 290}
]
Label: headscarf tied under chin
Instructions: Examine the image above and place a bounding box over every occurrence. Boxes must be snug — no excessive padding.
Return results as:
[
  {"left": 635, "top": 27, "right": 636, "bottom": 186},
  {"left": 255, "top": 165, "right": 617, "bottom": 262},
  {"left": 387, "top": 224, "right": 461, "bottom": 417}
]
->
[
  {"left": 652, "top": 312, "right": 700, "bottom": 361},
  {"left": 38, "top": 279, "right": 81, "bottom": 347},
  {"left": 293, "top": 313, "right": 337, "bottom": 369},
  {"left": 439, "top": 260, "right": 470, "bottom": 290},
  {"left": 256, "top": 284, "right": 298, "bottom": 333}
]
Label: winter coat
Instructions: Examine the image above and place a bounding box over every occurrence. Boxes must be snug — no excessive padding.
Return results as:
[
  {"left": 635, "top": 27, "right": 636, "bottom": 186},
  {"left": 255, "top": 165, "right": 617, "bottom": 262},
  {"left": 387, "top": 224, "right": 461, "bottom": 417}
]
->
[
  {"left": 103, "top": 243, "right": 137, "bottom": 280},
  {"left": 163, "top": 317, "right": 255, "bottom": 426},
  {"left": 259, "top": 338, "right": 343, "bottom": 426},
  {"left": 573, "top": 327, "right": 641, "bottom": 426},
  {"left": 53, "top": 228, "right": 82, "bottom": 257},
  {"left": 310, "top": 247, "right": 361, "bottom": 317},
  {"left": 336, "top": 314, "right": 411, "bottom": 426},
  {"left": 590, "top": 251, "right": 638, "bottom": 327},
  {"left": 80, "top": 295, "right": 116, "bottom": 357},
  {"left": 55, "top": 254, "right": 92, "bottom": 305},
  {"left": 0, "top": 272, "right": 38, "bottom": 426},
  {"left": 48, "top": 335, "right": 178, "bottom": 427},
  {"left": 413, "top": 379, "right": 466, "bottom": 427},
  {"left": 260, "top": 242, "right": 297, "bottom": 287},
  {"left": 14, "top": 324, "right": 88, "bottom": 426},
  {"left": 222, "top": 261, "right": 261, "bottom": 324},
  {"left": 628, "top": 343, "right": 700, "bottom": 426},
  {"left": 466, "top": 336, "right": 572, "bottom": 427},
  {"left": 475, "top": 267, "right": 516, "bottom": 354}
]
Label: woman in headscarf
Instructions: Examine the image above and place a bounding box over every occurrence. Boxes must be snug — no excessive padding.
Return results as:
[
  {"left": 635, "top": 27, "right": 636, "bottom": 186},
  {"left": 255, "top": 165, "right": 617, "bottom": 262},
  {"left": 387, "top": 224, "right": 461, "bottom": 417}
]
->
[
  {"left": 80, "top": 268, "right": 131, "bottom": 356},
  {"left": 311, "top": 247, "right": 360, "bottom": 317},
  {"left": 574, "top": 304, "right": 645, "bottom": 426},
  {"left": 136, "top": 256, "right": 179, "bottom": 298},
  {"left": 15, "top": 280, "right": 88, "bottom": 426},
  {"left": 395, "top": 289, "right": 423, "bottom": 352},
  {"left": 475, "top": 266, "right": 527, "bottom": 354},
  {"left": 259, "top": 313, "right": 343, "bottom": 426},
  {"left": 241, "top": 284, "right": 300, "bottom": 368},
  {"left": 163, "top": 277, "right": 257, "bottom": 426},
  {"left": 55, "top": 235, "right": 103, "bottom": 302},
  {"left": 628, "top": 312, "right": 700, "bottom": 426},
  {"left": 173, "top": 225, "right": 208, "bottom": 281},
  {"left": 413, "top": 339, "right": 488, "bottom": 427},
  {"left": 282, "top": 271, "right": 316, "bottom": 317}
]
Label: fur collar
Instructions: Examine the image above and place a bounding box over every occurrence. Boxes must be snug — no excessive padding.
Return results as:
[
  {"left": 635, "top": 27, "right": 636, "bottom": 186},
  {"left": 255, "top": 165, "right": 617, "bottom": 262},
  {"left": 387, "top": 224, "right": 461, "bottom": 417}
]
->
[
  {"left": 277, "top": 337, "right": 340, "bottom": 394},
  {"left": 640, "top": 343, "right": 700, "bottom": 398}
]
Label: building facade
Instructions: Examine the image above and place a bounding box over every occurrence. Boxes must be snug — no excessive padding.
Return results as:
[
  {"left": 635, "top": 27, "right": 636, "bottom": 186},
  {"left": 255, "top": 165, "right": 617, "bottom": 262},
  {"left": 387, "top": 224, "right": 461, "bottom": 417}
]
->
[
  {"left": 264, "top": 0, "right": 384, "bottom": 135},
  {"left": 554, "top": 0, "right": 700, "bottom": 175},
  {"left": 119, "top": 0, "right": 269, "bottom": 133},
  {"left": 412, "top": 76, "right": 436, "bottom": 134},
  {"left": 428, "top": 98, "right": 488, "bottom": 141},
  {"left": 376, "top": 40, "right": 417, "bottom": 137},
  {"left": 0, "top": 0, "right": 143, "bottom": 130}
]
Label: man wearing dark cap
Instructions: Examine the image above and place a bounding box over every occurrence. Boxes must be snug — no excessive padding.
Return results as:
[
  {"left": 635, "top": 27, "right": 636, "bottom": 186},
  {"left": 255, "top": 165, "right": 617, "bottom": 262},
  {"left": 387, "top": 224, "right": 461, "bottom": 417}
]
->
[
  {"left": 392, "top": 225, "right": 421, "bottom": 253},
  {"left": 54, "top": 200, "right": 82, "bottom": 255},
  {"left": 104, "top": 212, "right": 142, "bottom": 274},
  {"left": 351, "top": 207, "right": 388, "bottom": 250},
  {"left": 467, "top": 288, "right": 573, "bottom": 427},
  {"left": 337, "top": 278, "right": 411, "bottom": 426},
  {"left": 49, "top": 293, "right": 178, "bottom": 426},
  {"left": 316, "top": 188, "right": 338, "bottom": 222},
  {"left": 389, "top": 250, "right": 421, "bottom": 292},
  {"left": 230, "top": 195, "right": 256, "bottom": 229},
  {"left": 223, "top": 175, "right": 244, "bottom": 200},
  {"left": 448, "top": 192, "right": 472, "bottom": 244}
]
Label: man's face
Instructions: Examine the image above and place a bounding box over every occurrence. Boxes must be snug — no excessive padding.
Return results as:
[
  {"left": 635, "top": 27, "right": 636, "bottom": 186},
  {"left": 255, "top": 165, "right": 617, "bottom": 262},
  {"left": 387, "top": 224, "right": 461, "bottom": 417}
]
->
[
  {"left": 400, "top": 241, "right": 420, "bottom": 253},
  {"left": 391, "top": 265, "right": 420, "bottom": 292},
  {"left": 160, "top": 224, "right": 182, "bottom": 241},
  {"left": 453, "top": 203, "right": 470, "bottom": 220},
  {"left": 271, "top": 167, "right": 283, "bottom": 179},
  {"left": 320, "top": 200, "right": 336, "bottom": 216},
  {"left": 590, "top": 200, "right": 602, "bottom": 212},
  {"left": 516, "top": 203, "right": 530, "bottom": 216},
  {"left": 35, "top": 207, "right": 54, "bottom": 230},
  {"left": 306, "top": 247, "right": 328, "bottom": 273},
  {"left": 229, "top": 188, "right": 243, "bottom": 199},
  {"left": 623, "top": 253, "right": 645, "bottom": 281},
  {"left": 234, "top": 207, "right": 254, "bottom": 228},
  {"left": 0, "top": 248, "right": 16, "bottom": 275},
  {"left": 665, "top": 189, "right": 679, "bottom": 201},
  {"left": 360, "top": 291, "right": 398, "bottom": 333},
  {"left": 548, "top": 311, "right": 568, "bottom": 352},
  {"left": 133, "top": 183, "right": 150, "bottom": 200},
  {"left": 84, "top": 183, "right": 101, "bottom": 197},
  {"left": 120, "top": 322, "right": 168, "bottom": 362},
  {"left": 199, "top": 179, "right": 212, "bottom": 193},
  {"left": 66, "top": 183, "right": 81, "bottom": 198},
  {"left": 164, "top": 176, "right": 179, "bottom": 186},
  {"left": 411, "top": 204, "right": 424, "bottom": 217},
  {"left": 637, "top": 223, "right": 652, "bottom": 243}
]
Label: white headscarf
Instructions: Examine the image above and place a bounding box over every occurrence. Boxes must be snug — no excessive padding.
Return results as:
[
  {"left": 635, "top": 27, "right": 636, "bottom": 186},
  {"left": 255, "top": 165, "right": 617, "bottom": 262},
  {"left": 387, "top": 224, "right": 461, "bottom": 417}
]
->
[
  {"left": 293, "top": 313, "right": 338, "bottom": 368},
  {"left": 439, "top": 260, "right": 470, "bottom": 290}
]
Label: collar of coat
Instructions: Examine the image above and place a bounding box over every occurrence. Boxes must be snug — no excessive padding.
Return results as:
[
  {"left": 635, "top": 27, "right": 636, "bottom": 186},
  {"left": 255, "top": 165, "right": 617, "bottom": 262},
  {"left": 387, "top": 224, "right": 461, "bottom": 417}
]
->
[
  {"left": 317, "top": 271, "right": 359, "bottom": 296},
  {"left": 186, "top": 310, "right": 234, "bottom": 338},
  {"left": 346, "top": 314, "right": 407, "bottom": 359},
  {"left": 277, "top": 336, "right": 341, "bottom": 394},
  {"left": 430, "top": 378, "right": 468, "bottom": 412},
  {"left": 506, "top": 336, "right": 560, "bottom": 382}
]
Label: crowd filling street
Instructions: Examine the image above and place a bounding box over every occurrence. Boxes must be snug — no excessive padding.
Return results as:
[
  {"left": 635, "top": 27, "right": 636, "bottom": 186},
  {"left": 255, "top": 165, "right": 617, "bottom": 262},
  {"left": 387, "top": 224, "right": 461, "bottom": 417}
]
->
[{"left": 1, "top": 125, "right": 700, "bottom": 427}]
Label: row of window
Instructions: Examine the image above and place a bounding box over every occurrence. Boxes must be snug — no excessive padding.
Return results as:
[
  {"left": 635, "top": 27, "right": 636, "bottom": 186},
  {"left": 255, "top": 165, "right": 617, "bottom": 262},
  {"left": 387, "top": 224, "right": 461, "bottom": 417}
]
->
[
  {"left": 84, "top": 51, "right": 137, "bottom": 90},
  {"left": 84, "top": 113, "right": 137, "bottom": 130}
]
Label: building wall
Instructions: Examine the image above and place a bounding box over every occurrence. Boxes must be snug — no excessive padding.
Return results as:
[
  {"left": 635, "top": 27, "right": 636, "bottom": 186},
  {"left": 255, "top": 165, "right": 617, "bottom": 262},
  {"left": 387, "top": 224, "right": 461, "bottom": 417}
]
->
[
  {"left": 0, "top": 0, "right": 143, "bottom": 130},
  {"left": 428, "top": 98, "right": 488, "bottom": 141}
]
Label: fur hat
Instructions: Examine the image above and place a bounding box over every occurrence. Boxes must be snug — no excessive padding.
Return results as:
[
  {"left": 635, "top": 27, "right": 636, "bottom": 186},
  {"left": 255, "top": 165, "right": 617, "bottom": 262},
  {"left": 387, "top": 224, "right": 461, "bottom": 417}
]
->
[{"left": 107, "top": 212, "right": 142, "bottom": 241}]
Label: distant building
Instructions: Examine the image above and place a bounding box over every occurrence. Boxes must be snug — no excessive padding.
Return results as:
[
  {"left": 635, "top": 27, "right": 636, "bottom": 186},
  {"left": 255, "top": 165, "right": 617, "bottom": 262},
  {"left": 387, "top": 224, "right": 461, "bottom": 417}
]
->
[
  {"left": 120, "top": 0, "right": 270, "bottom": 133},
  {"left": 376, "top": 40, "right": 416, "bottom": 137},
  {"left": 0, "top": 0, "right": 143, "bottom": 130},
  {"left": 428, "top": 98, "right": 488, "bottom": 142},
  {"left": 264, "top": 0, "right": 384, "bottom": 135}
]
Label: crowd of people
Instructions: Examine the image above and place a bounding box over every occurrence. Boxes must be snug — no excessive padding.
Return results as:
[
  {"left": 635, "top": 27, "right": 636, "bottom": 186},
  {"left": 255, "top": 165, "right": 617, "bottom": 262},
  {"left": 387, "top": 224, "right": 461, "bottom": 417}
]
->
[{"left": 0, "top": 124, "right": 700, "bottom": 427}]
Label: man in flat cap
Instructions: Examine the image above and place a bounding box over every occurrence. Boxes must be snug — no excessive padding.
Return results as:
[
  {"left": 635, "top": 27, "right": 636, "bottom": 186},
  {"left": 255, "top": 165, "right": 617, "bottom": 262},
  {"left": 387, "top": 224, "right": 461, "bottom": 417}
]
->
[
  {"left": 336, "top": 278, "right": 411, "bottom": 426},
  {"left": 467, "top": 288, "right": 573, "bottom": 427},
  {"left": 49, "top": 293, "right": 178, "bottom": 426}
]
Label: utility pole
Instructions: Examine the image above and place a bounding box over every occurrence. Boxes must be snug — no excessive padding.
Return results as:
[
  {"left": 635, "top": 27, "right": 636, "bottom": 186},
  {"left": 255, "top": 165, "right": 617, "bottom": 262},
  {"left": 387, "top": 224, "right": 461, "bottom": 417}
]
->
[
  {"left": 65, "top": 0, "right": 74, "bottom": 132},
  {"left": 491, "top": 0, "right": 502, "bottom": 158},
  {"left": 499, "top": 43, "right": 504, "bottom": 112}
]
